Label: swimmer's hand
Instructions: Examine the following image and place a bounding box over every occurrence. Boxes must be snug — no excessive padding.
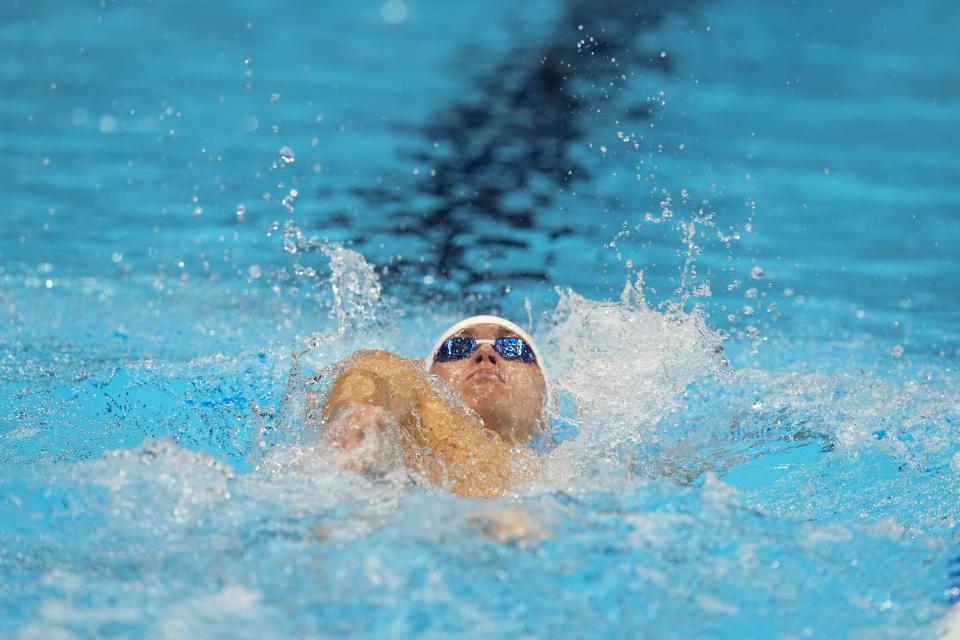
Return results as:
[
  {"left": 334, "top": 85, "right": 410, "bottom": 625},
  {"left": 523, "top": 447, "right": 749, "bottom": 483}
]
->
[
  {"left": 325, "top": 402, "right": 404, "bottom": 476},
  {"left": 326, "top": 402, "right": 391, "bottom": 450}
]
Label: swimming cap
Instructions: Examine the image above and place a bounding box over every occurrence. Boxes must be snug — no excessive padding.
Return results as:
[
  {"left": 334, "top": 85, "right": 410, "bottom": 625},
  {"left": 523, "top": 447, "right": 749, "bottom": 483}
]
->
[{"left": 424, "top": 315, "right": 544, "bottom": 371}]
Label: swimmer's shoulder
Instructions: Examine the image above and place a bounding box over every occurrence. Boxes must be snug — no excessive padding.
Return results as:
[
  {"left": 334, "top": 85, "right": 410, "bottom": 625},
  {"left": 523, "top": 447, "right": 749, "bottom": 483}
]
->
[
  {"left": 349, "top": 349, "right": 423, "bottom": 371},
  {"left": 338, "top": 351, "right": 426, "bottom": 393}
]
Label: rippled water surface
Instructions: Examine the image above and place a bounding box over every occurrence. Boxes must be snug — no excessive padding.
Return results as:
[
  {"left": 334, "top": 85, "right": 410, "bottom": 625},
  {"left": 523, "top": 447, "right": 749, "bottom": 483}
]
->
[{"left": 2, "top": 0, "right": 959, "bottom": 638}]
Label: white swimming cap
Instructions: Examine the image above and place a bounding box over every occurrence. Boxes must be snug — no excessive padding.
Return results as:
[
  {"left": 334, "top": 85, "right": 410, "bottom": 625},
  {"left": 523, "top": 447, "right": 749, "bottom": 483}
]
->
[{"left": 424, "top": 315, "right": 544, "bottom": 371}]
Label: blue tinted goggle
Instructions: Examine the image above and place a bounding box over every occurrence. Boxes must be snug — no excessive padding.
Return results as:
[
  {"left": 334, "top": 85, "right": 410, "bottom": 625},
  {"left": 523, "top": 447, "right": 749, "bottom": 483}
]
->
[{"left": 434, "top": 337, "right": 537, "bottom": 364}]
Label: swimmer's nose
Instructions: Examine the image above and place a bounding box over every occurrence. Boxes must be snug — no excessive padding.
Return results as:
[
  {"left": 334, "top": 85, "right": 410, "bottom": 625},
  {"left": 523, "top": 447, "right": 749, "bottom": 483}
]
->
[{"left": 474, "top": 343, "right": 497, "bottom": 364}]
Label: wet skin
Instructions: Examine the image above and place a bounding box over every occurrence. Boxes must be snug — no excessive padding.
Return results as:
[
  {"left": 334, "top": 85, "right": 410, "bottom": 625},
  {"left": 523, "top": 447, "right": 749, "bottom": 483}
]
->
[
  {"left": 428, "top": 323, "right": 546, "bottom": 443},
  {"left": 317, "top": 323, "right": 546, "bottom": 496}
]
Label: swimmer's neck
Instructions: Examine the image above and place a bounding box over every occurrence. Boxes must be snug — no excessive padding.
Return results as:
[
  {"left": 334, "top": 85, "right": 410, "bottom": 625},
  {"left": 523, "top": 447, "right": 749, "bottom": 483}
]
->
[{"left": 477, "top": 414, "right": 528, "bottom": 444}]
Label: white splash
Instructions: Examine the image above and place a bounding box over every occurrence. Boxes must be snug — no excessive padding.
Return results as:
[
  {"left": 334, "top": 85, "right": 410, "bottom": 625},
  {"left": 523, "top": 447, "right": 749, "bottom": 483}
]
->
[
  {"left": 538, "top": 275, "right": 725, "bottom": 481},
  {"left": 320, "top": 243, "right": 391, "bottom": 338}
]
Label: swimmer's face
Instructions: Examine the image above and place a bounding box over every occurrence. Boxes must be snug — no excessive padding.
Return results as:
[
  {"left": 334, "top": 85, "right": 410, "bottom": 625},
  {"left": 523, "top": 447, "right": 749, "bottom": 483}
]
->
[{"left": 429, "top": 323, "right": 546, "bottom": 443}]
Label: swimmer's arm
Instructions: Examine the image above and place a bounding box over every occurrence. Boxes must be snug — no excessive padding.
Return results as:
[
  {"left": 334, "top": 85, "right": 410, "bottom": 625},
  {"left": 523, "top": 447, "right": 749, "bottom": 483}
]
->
[
  {"left": 321, "top": 350, "right": 420, "bottom": 423},
  {"left": 319, "top": 350, "right": 421, "bottom": 455},
  {"left": 414, "top": 384, "right": 538, "bottom": 498},
  {"left": 321, "top": 349, "right": 537, "bottom": 496}
]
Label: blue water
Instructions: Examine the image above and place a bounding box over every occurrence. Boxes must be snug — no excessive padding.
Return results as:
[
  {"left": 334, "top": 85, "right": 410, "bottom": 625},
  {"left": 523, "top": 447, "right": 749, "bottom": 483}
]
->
[{"left": 2, "top": 0, "right": 959, "bottom": 637}]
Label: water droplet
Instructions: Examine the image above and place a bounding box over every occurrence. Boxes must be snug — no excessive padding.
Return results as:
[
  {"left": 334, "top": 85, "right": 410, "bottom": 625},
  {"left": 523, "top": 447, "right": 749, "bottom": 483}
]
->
[
  {"left": 99, "top": 115, "right": 118, "bottom": 134},
  {"left": 278, "top": 146, "right": 295, "bottom": 164},
  {"left": 240, "top": 115, "right": 258, "bottom": 132},
  {"left": 692, "top": 282, "right": 711, "bottom": 297},
  {"left": 283, "top": 221, "right": 301, "bottom": 254},
  {"left": 293, "top": 264, "right": 317, "bottom": 278},
  {"left": 381, "top": 0, "right": 408, "bottom": 24}
]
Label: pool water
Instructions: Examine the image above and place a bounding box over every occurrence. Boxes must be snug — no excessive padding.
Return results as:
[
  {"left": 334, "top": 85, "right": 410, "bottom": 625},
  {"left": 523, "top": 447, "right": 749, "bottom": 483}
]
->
[{"left": 2, "top": 0, "right": 959, "bottom": 637}]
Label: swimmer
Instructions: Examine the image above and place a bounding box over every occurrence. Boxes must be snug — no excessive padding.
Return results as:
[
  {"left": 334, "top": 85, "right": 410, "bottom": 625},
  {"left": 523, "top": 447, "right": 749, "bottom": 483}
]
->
[{"left": 319, "top": 315, "right": 548, "bottom": 497}]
